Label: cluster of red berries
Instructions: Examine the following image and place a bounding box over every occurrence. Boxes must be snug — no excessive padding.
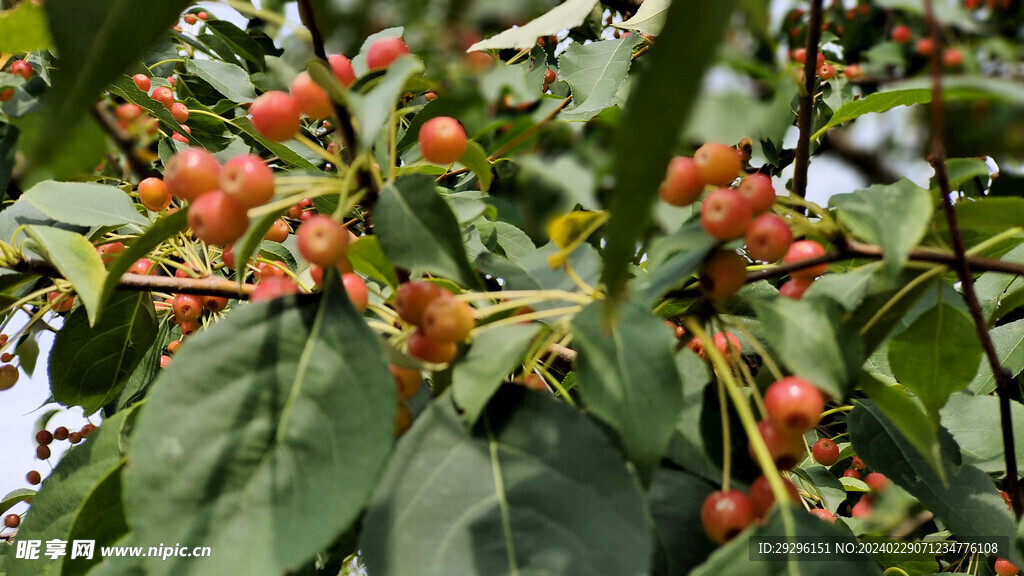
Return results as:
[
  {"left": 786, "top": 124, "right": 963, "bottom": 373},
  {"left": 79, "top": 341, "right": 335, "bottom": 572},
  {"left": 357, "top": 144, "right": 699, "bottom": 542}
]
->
[
  {"left": 0, "top": 334, "right": 20, "bottom": 391},
  {"left": 390, "top": 364, "right": 421, "bottom": 435},
  {"left": 891, "top": 25, "right": 964, "bottom": 68},
  {"left": 128, "top": 71, "right": 190, "bottom": 141},
  {"left": 394, "top": 281, "right": 476, "bottom": 365},
  {"left": 31, "top": 424, "right": 96, "bottom": 463},
  {"left": 787, "top": 48, "right": 864, "bottom": 82},
  {"left": 812, "top": 442, "right": 892, "bottom": 519},
  {"left": 700, "top": 376, "right": 829, "bottom": 544},
  {"left": 180, "top": 10, "right": 209, "bottom": 27},
  {"left": 0, "top": 59, "right": 33, "bottom": 102}
]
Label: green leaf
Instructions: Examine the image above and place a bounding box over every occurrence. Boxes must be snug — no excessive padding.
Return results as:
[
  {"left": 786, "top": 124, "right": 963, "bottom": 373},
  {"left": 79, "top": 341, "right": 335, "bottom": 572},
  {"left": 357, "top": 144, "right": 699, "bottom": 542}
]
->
[
  {"left": 452, "top": 324, "right": 540, "bottom": 426},
  {"left": 123, "top": 284, "right": 396, "bottom": 576},
  {"left": 849, "top": 400, "right": 1022, "bottom": 567},
  {"left": 648, "top": 468, "right": 716, "bottom": 575},
  {"left": 231, "top": 117, "right": 318, "bottom": 170},
  {"left": 375, "top": 175, "right": 480, "bottom": 287},
  {"left": 859, "top": 372, "right": 944, "bottom": 480},
  {"left": 888, "top": 303, "right": 982, "bottom": 413},
  {"left": 558, "top": 36, "right": 641, "bottom": 122},
  {"left": 944, "top": 158, "right": 991, "bottom": 192},
  {"left": 233, "top": 208, "right": 288, "bottom": 288},
  {"left": 803, "top": 262, "right": 882, "bottom": 311},
  {"left": 829, "top": 179, "right": 933, "bottom": 276},
  {"left": 360, "top": 390, "right": 652, "bottom": 576},
  {"left": 62, "top": 463, "right": 128, "bottom": 576},
  {"left": 875, "top": 0, "right": 979, "bottom": 31},
  {"left": 602, "top": 0, "right": 736, "bottom": 300},
  {"left": 24, "top": 225, "right": 107, "bottom": 325},
  {"left": 185, "top": 59, "right": 256, "bottom": 102},
  {"left": 810, "top": 89, "right": 931, "bottom": 141},
  {"left": 0, "top": 1, "right": 51, "bottom": 53},
  {"left": 477, "top": 242, "right": 601, "bottom": 302},
  {"left": 479, "top": 57, "right": 544, "bottom": 106},
  {"left": 348, "top": 56, "right": 424, "bottom": 150},
  {"left": 945, "top": 197, "right": 1024, "bottom": 247},
  {"left": 795, "top": 465, "right": 847, "bottom": 514},
  {"left": 941, "top": 393, "right": 1024, "bottom": 476},
  {"left": 204, "top": 20, "right": 266, "bottom": 67},
  {"left": 572, "top": 298, "right": 683, "bottom": 482},
  {"left": 7, "top": 407, "right": 134, "bottom": 576},
  {"left": 348, "top": 235, "right": 399, "bottom": 289},
  {"left": 754, "top": 297, "right": 864, "bottom": 399},
  {"left": 37, "top": 0, "right": 191, "bottom": 167},
  {"left": 976, "top": 243, "right": 1024, "bottom": 322},
  {"left": 615, "top": 0, "right": 670, "bottom": 36},
  {"left": 456, "top": 140, "right": 493, "bottom": 192},
  {"left": 469, "top": 0, "right": 600, "bottom": 51},
  {"left": 969, "top": 319, "right": 1024, "bottom": 394},
  {"left": 640, "top": 221, "right": 719, "bottom": 304},
  {"left": 0, "top": 488, "right": 35, "bottom": 517},
  {"left": 20, "top": 181, "right": 147, "bottom": 228},
  {"left": 101, "top": 209, "right": 189, "bottom": 305},
  {"left": 49, "top": 290, "right": 158, "bottom": 415}
]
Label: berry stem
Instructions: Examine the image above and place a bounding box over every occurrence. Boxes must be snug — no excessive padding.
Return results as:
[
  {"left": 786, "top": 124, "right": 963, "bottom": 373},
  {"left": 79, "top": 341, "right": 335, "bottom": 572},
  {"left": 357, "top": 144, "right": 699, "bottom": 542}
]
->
[
  {"left": 470, "top": 306, "right": 584, "bottom": 335},
  {"left": 717, "top": 378, "right": 732, "bottom": 492}
]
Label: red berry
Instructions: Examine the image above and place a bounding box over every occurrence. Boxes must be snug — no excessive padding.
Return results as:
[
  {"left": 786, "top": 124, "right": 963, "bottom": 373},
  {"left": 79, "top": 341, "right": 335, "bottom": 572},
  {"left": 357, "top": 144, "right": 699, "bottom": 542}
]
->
[
  {"left": 342, "top": 272, "right": 369, "bottom": 312},
  {"left": 694, "top": 143, "right": 742, "bottom": 186},
  {"left": 845, "top": 63, "right": 863, "bottom": 80},
  {"left": 851, "top": 455, "right": 866, "bottom": 470},
  {"left": 264, "top": 218, "right": 290, "bottom": 243},
  {"left": 170, "top": 102, "right": 189, "bottom": 124},
  {"left": 220, "top": 154, "right": 274, "bottom": 207},
  {"left": 419, "top": 116, "right": 468, "bottom": 165},
  {"left": 129, "top": 258, "right": 155, "bottom": 275},
  {"left": 749, "top": 475, "right": 801, "bottom": 519},
  {"left": 943, "top": 48, "right": 963, "bottom": 68},
  {"left": 53, "top": 427, "right": 69, "bottom": 441},
  {"left": 424, "top": 91, "right": 437, "bottom": 101},
  {"left": 659, "top": 157, "right": 705, "bottom": 206},
  {"left": 4, "top": 514, "right": 19, "bottom": 528},
  {"left": 160, "top": 354, "right": 172, "bottom": 369},
  {"left": 116, "top": 103, "right": 143, "bottom": 124},
  {"left": 26, "top": 470, "right": 41, "bottom": 485},
  {"left": 172, "top": 294, "right": 203, "bottom": 323},
  {"left": 701, "top": 490, "right": 755, "bottom": 544},
  {"left": 699, "top": 250, "right": 747, "bottom": 301},
  {"left": 892, "top": 25, "right": 912, "bottom": 43},
  {"left": 151, "top": 86, "right": 174, "bottom": 110},
  {"left": 97, "top": 242, "right": 126, "bottom": 265},
  {"left": 138, "top": 177, "right": 171, "bottom": 212},
  {"left": 290, "top": 71, "right": 333, "bottom": 119},
  {"left": 915, "top": 38, "right": 935, "bottom": 57},
  {"left": 250, "top": 91, "right": 301, "bottom": 142},
  {"left": 36, "top": 430, "right": 53, "bottom": 446},
  {"left": 69, "top": 432, "right": 82, "bottom": 444},
  {"left": 809, "top": 508, "right": 836, "bottom": 523},
  {"left": 297, "top": 215, "right": 349, "bottom": 267},
  {"left": 198, "top": 11, "right": 208, "bottom": 20},
  {"left": 36, "top": 444, "right": 50, "bottom": 459},
  {"left": 851, "top": 495, "right": 873, "bottom": 518},
  {"left": 171, "top": 131, "right": 190, "bottom": 144},
  {"left": 167, "top": 340, "right": 184, "bottom": 354},
  {"left": 0, "top": 364, "right": 18, "bottom": 390},
  {"left": 817, "top": 63, "right": 836, "bottom": 80},
  {"left": 81, "top": 423, "right": 96, "bottom": 437},
  {"left": 165, "top": 148, "right": 221, "bottom": 201},
  {"left": 255, "top": 261, "right": 287, "bottom": 282},
  {"left": 395, "top": 281, "right": 447, "bottom": 326},
  {"left": 328, "top": 54, "right": 356, "bottom": 87},
  {"left": 187, "top": 191, "right": 250, "bottom": 246},
  {"left": 700, "top": 188, "right": 753, "bottom": 240},
  {"left": 221, "top": 245, "right": 236, "bottom": 269},
  {"left": 179, "top": 321, "right": 201, "bottom": 336},
  {"left": 746, "top": 214, "right": 793, "bottom": 262},
  {"left": 842, "top": 468, "right": 861, "bottom": 480},
  {"left": 779, "top": 278, "right": 813, "bottom": 299},
  {"left": 783, "top": 240, "right": 828, "bottom": 280},
  {"left": 421, "top": 294, "right": 475, "bottom": 342},
  {"left": 367, "top": 37, "right": 410, "bottom": 71},
  {"left": 184, "top": 13, "right": 198, "bottom": 25},
  {"left": 250, "top": 277, "right": 300, "bottom": 302},
  {"left": 765, "top": 376, "right": 824, "bottom": 435},
  {"left": 390, "top": 364, "right": 421, "bottom": 401},
  {"left": 714, "top": 332, "right": 742, "bottom": 358},
  {"left": 864, "top": 472, "right": 890, "bottom": 492},
  {"left": 996, "top": 558, "right": 1021, "bottom": 576},
  {"left": 131, "top": 74, "right": 151, "bottom": 92},
  {"left": 751, "top": 419, "right": 805, "bottom": 470},
  {"left": 10, "top": 60, "right": 33, "bottom": 80},
  {"left": 407, "top": 329, "right": 458, "bottom": 363},
  {"left": 812, "top": 438, "right": 840, "bottom": 466},
  {"left": 736, "top": 173, "right": 775, "bottom": 214}
]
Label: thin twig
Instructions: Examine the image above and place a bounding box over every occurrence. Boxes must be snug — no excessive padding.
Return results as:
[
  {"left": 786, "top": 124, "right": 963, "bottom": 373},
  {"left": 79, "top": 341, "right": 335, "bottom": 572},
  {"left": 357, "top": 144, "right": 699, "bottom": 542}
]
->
[
  {"left": 923, "top": 0, "right": 1022, "bottom": 519},
  {"left": 791, "top": 0, "right": 824, "bottom": 202},
  {"left": 90, "top": 104, "right": 152, "bottom": 183},
  {"left": 13, "top": 259, "right": 254, "bottom": 299}
]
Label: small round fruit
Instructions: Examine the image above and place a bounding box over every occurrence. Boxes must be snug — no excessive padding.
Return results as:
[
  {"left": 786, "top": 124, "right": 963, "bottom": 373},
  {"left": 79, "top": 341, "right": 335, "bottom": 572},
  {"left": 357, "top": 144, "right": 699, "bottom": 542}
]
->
[
  {"left": 812, "top": 438, "right": 840, "bottom": 466},
  {"left": 845, "top": 63, "right": 863, "bottom": 80},
  {"left": 0, "top": 364, "right": 18, "bottom": 390},
  {"left": 851, "top": 495, "right": 873, "bottom": 518},
  {"left": 390, "top": 364, "right": 421, "bottom": 401},
  {"left": 701, "top": 490, "right": 755, "bottom": 544},
  {"left": 69, "top": 432, "right": 82, "bottom": 444},
  {"left": 395, "top": 281, "right": 447, "bottom": 326},
  {"left": 419, "top": 116, "right": 468, "bottom": 165},
  {"left": 915, "top": 37, "right": 935, "bottom": 56},
  {"left": 264, "top": 219, "right": 290, "bottom": 243},
  {"left": 751, "top": 419, "right": 805, "bottom": 470},
  {"left": 342, "top": 273, "right": 369, "bottom": 312},
  {"left": 783, "top": 240, "right": 828, "bottom": 280},
  {"left": 779, "top": 278, "right": 813, "bottom": 299},
  {"left": 407, "top": 329, "right": 458, "bottom": 363},
  {"left": 220, "top": 154, "right": 275, "bottom": 207},
  {"left": 892, "top": 25, "right": 912, "bottom": 43},
  {"left": 115, "top": 103, "right": 143, "bottom": 124},
  {"left": 290, "top": 71, "right": 333, "bottom": 119},
  {"left": 36, "top": 444, "right": 50, "bottom": 459},
  {"left": 129, "top": 258, "right": 155, "bottom": 275},
  {"left": 170, "top": 102, "right": 189, "bottom": 124},
  {"left": 255, "top": 261, "right": 288, "bottom": 282},
  {"left": 26, "top": 470, "right": 41, "bottom": 485},
  {"left": 943, "top": 48, "right": 963, "bottom": 68},
  {"left": 10, "top": 60, "right": 33, "bottom": 80},
  {"left": 851, "top": 455, "right": 866, "bottom": 470},
  {"left": 421, "top": 295, "right": 475, "bottom": 342},
  {"left": 746, "top": 214, "right": 793, "bottom": 262},
  {"left": 184, "top": 13, "right": 198, "bottom": 24},
  {"left": 160, "top": 354, "right": 172, "bottom": 369},
  {"left": 97, "top": 242, "right": 125, "bottom": 265},
  {"left": 659, "top": 157, "right": 705, "bottom": 206},
  {"left": 250, "top": 91, "right": 301, "bottom": 142},
  {"left": 367, "top": 37, "right": 410, "bottom": 71},
  {"left": 138, "top": 177, "right": 171, "bottom": 211},
  {"left": 54, "top": 427, "right": 69, "bottom": 441},
  {"left": 221, "top": 245, "right": 236, "bottom": 269},
  {"left": 297, "top": 215, "right": 349, "bottom": 267},
  {"left": 700, "top": 188, "right": 753, "bottom": 240},
  {"left": 167, "top": 340, "right": 184, "bottom": 355},
  {"left": 818, "top": 63, "right": 836, "bottom": 80},
  {"left": 165, "top": 148, "right": 221, "bottom": 201},
  {"left": 809, "top": 508, "right": 836, "bottom": 523},
  {"left": 736, "top": 173, "right": 776, "bottom": 214},
  {"left": 864, "top": 472, "right": 890, "bottom": 492},
  {"left": 749, "top": 475, "right": 801, "bottom": 519},
  {"left": 172, "top": 294, "right": 203, "bottom": 323},
  {"left": 151, "top": 86, "right": 174, "bottom": 110},
  {"left": 764, "top": 376, "right": 825, "bottom": 434},
  {"left": 714, "top": 332, "right": 742, "bottom": 359},
  {"left": 329, "top": 54, "right": 357, "bottom": 87},
  {"left": 996, "top": 558, "right": 1021, "bottom": 576},
  {"left": 694, "top": 143, "right": 742, "bottom": 186},
  {"left": 250, "top": 277, "right": 300, "bottom": 302},
  {"left": 187, "top": 191, "right": 250, "bottom": 246},
  {"left": 4, "top": 514, "right": 19, "bottom": 528},
  {"left": 36, "top": 430, "right": 53, "bottom": 446},
  {"left": 842, "top": 468, "right": 861, "bottom": 480},
  {"left": 699, "top": 250, "right": 747, "bottom": 301},
  {"left": 198, "top": 11, "right": 208, "bottom": 20}
]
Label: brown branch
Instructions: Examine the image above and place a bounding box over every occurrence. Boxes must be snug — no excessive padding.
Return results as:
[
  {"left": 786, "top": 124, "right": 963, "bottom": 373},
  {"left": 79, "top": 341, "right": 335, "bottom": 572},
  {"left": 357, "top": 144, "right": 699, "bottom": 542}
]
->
[
  {"left": 923, "top": 0, "right": 1022, "bottom": 519},
  {"left": 90, "top": 104, "right": 152, "bottom": 183},
  {"left": 15, "top": 259, "right": 254, "bottom": 299},
  {"left": 791, "top": 0, "right": 824, "bottom": 202}
]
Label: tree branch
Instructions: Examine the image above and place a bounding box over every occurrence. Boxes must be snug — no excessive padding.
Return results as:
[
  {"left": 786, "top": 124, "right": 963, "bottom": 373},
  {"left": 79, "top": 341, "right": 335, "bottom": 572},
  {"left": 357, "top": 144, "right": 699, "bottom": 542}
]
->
[
  {"left": 923, "top": 0, "right": 1022, "bottom": 519},
  {"left": 14, "top": 259, "right": 254, "bottom": 299},
  {"left": 792, "top": 0, "right": 824, "bottom": 202},
  {"left": 90, "top": 104, "right": 152, "bottom": 183}
]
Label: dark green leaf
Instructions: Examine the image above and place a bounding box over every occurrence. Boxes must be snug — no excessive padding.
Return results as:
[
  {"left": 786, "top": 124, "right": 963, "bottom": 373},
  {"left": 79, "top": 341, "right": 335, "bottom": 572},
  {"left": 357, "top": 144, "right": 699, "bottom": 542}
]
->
[
  {"left": 941, "top": 393, "right": 1024, "bottom": 476},
  {"left": 204, "top": 20, "right": 265, "bottom": 67},
  {"left": 969, "top": 319, "right": 1024, "bottom": 394},
  {"left": 20, "top": 181, "right": 147, "bottom": 227},
  {"left": 24, "top": 225, "right": 107, "bottom": 325},
  {"left": 476, "top": 242, "right": 600, "bottom": 305},
  {"left": 572, "top": 298, "right": 683, "bottom": 482},
  {"left": 796, "top": 465, "right": 847, "bottom": 514},
  {"left": 0, "top": 123, "right": 18, "bottom": 203},
  {"left": 124, "top": 284, "right": 396, "bottom": 576},
  {"left": 348, "top": 236, "right": 399, "bottom": 289},
  {"left": 0, "top": 489, "right": 35, "bottom": 517},
  {"left": 0, "top": 1, "right": 51, "bottom": 52},
  {"left": 62, "top": 464, "right": 128, "bottom": 576},
  {"left": 640, "top": 221, "right": 719, "bottom": 304},
  {"left": 859, "top": 372, "right": 944, "bottom": 480},
  {"left": 558, "top": 36, "right": 641, "bottom": 121},
  {"left": 456, "top": 140, "right": 493, "bottom": 192},
  {"left": 49, "top": 290, "right": 158, "bottom": 415},
  {"left": 360, "top": 390, "right": 652, "bottom": 576},
  {"left": 976, "top": 243, "right": 1024, "bottom": 322},
  {"left": 452, "top": 324, "right": 540, "bottom": 426},
  {"left": 469, "top": 0, "right": 599, "bottom": 50},
  {"left": 185, "top": 59, "right": 256, "bottom": 103},
  {"left": 616, "top": 0, "right": 670, "bottom": 35},
  {"left": 810, "top": 89, "right": 931, "bottom": 141},
  {"left": 944, "top": 197, "right": 1024, "bottom": 247},
  {"left": 648, "top": 467, "right": 716, "bottom": 575},
  {"left": 602, "top": 0, "right": 735, "bottom": 300}
]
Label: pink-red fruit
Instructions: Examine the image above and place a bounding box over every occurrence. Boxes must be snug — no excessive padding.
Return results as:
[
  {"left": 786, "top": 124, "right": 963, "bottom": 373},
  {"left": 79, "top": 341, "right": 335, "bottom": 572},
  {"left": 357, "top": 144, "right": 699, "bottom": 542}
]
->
[
  {"left": 290, "top": 71, "right": 333, "bottom": 119},
  {"left": 783, "top": 240, "right": 828, "bottom": 280},
  {"left": 746, "top": 214, "right": 793, "bottom": 262},
  {"left": 421, "top": 295, "right": 475, "bottom": 342},
  {"left": 138, "top": 177, "right": 172, "bottom": 211},
  {"left": 297, "top": 215, "right": 350, "bottom": 267},
  {"left": 328, "top": 55, "right": 356, "bottom": 87},
  {"left": 367, "top": 37, "right": 410, "bottom": 71},
  {"left": 659, "top": 157, "right": 705, "bottom": 206},
  {"left": 419, "top": 116, "right": 468, "bottom": 165},
  {"left": 996, "top": 558, "right": 1021, "bottom": 576},
  {"left": 812, "top": 438, "right": 840, "bottom": 466},
  {"left": 220, "top": 154, "right": 275, "bottom": 207},
  {"left": 251, "top": 278, "right": 300, "bottom": 302},
  {"left": 187, "top": 191, "right": 250, "bottom": 246},
  {"left": 694, "top": 143, "right": 742, "bottom": 186},
  {"left": 737, "top": 173, "right": 776, "bottom": 213},
  {"left": 250, "top": 91, "right": 301, "bottom": 142},
  {"left": 165, "top": 148, "right": 221, "bottom": 201},
  {"left": 701, "top": 188, "right": 753, "bottom": 240},
  {"left": 764, "top": 376, "right": 825, "bottom": 435},
  {"left": 407, "top": 330, "right": 458, "bottom": 363},
  {"left": 701, "top": 490, "right": 755, "bottom": 544},
  {"left": 10, "top": 60, "right": 33, "bottom": 80},
  {"left": 700, "top": 250, "right": 747, "bottom": 301},
  {"left": 395, "top": 281, "right": 447, "bottom": 326}
]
